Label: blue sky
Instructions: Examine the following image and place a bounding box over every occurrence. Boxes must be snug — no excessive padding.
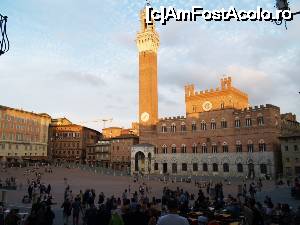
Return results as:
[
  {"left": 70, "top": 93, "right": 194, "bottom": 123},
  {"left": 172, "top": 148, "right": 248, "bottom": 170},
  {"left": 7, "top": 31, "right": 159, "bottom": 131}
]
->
[{"left": 1, "top": 0, "right": 299, "bottom": 131}]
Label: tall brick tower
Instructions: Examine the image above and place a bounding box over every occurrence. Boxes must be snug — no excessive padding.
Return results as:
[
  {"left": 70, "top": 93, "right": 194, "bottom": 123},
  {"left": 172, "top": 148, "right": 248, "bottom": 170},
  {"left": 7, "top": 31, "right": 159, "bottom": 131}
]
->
[{"left": 136, "top": 6, "right": 160, "bottom": 126}]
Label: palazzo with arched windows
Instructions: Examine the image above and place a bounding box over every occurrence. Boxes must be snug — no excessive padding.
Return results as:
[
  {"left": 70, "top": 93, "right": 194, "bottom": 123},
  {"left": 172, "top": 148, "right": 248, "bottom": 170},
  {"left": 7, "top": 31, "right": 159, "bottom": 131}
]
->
[{"left": 133, "top": 5, "right": 290, "bottom": 178}]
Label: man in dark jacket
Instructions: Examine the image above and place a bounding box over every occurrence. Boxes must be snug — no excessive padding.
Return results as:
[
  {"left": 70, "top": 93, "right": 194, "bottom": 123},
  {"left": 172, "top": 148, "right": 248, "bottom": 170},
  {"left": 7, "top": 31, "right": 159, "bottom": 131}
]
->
[{"left": 61, "top": 198, "right": 72, "bottom": 225}]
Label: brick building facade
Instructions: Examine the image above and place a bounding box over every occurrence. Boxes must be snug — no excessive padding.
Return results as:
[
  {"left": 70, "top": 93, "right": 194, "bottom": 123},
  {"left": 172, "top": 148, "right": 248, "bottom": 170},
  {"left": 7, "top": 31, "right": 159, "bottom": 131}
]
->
[
  {"left": 86, "top": 140, "right": 111, "bottom": 167},
  {"left": 280, "top": 114, "right": 300, "bottom": 177},
  {"left": 130, "top": 6, "right": 296, "bottom": 178},
  {"left": 138, "top": 104, "right": 282, "bottom": 178},
  {"left": 49, "top": 118, "right": 101, "bottom": 163},
  {"left": 280, "top": 133, "right": 300, "bottom": 177},
  {"left": 110, "top": 135, "right": 139, "bottom": 170}
]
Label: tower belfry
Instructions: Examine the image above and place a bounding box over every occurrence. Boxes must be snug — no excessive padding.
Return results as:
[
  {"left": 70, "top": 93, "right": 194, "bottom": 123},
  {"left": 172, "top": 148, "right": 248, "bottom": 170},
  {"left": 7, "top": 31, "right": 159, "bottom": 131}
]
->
[{"left": 136, "top": 6, "right": 160, "bottom": 126}]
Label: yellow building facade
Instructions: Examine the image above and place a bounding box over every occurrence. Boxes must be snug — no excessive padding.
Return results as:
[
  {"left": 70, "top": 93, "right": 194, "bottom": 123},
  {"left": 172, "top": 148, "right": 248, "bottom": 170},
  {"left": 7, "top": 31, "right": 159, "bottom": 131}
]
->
[{"left": 0, "top": 105, "right": 51, "bottom": 161}]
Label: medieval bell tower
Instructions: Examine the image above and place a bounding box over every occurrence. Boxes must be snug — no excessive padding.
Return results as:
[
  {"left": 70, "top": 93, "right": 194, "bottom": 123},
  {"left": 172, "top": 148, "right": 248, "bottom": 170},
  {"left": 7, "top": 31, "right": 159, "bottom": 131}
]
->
[{"left": 136, "top": 5, "right": 160, "bottom": 126}]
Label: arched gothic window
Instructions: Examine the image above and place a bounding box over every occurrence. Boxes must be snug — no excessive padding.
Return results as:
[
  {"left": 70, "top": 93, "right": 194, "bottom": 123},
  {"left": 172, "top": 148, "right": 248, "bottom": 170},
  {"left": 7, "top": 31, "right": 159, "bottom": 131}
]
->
[
  {"left": 171, "top": 144, "right": 177, "bottom": 153},
  {"left": 171, "top": 123, "right": 176, "bottom": 133},
  {"left": 161, "top": 124, "right": 167, "bottom": 133},
  {"left": 192, "top": 143, "right": 197, "bottom": 153},
  {"left": 200, "top": 120, "right": 207, "bottom": 130},
  {"left": 181, "top": 144, "right": 187, "bottom": 153},
  {"left": 259, "top": 139, "right": 266, "bottom": 152}
]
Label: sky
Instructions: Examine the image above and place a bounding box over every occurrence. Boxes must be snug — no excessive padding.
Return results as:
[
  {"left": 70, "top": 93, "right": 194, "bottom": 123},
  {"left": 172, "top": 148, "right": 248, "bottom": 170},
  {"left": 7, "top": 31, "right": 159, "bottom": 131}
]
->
[{"left": 0, "top": 0, "right": 299, "bottom": 131}]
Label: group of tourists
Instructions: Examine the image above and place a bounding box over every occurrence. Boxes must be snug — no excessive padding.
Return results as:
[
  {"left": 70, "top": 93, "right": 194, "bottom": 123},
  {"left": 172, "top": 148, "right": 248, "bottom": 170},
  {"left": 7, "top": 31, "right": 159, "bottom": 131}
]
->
[
  {"left": 2, "top": 186, "right": 56, "bottom": 225},
  {"left": 2, "top": 164, "right": 300, "bottom": 225},
  {"left": 21, "top": 170, "right": 53, "bottom": 206},
  {"left": 50, "top": 179, "right": 299, "bottom": 225}
]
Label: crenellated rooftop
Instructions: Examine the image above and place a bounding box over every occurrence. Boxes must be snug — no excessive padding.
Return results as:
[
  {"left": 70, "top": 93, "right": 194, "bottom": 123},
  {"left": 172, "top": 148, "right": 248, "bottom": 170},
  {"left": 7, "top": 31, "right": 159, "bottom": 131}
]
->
[
  {"left": 234, "top": 104, "right": 280, "bottom": 114},
  {"left": 185, "top": 76, "right": 248, "bottom": 98},
  {"left": 159, "top": 115, "right": 186, "bottom": 121}
]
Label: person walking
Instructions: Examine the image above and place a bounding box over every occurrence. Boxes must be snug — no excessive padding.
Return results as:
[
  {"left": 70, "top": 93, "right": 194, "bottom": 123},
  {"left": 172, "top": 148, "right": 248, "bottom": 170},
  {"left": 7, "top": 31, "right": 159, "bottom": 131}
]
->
[
  {"left": 72, "top": 197, "right": 82, "bottom": 225},
  {"left": 61, "top": 198, "right": 72, "bottom": 225}
]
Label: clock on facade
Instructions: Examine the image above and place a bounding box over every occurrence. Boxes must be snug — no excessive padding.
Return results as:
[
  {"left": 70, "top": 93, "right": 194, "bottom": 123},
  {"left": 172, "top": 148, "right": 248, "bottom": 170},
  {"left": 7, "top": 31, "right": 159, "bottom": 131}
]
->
[
  {"left": 141, "top": 112, "right": 150, "bottom": 122},
  {"left": 202, "top": 101, "right": 213, "bottom": 111}
]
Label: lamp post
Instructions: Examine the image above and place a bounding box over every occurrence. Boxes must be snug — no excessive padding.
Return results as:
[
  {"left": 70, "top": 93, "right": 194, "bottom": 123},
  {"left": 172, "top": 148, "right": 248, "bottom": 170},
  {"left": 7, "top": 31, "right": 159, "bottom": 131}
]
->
[
  {"left": 276, "top": 0, "right": 290, "bottom": 11},
  {"left": 274, "top": 0, "right": 300, "bottom": 29},
  {"left": 0, "top": 13, "right": 9, "bottom": 56}
]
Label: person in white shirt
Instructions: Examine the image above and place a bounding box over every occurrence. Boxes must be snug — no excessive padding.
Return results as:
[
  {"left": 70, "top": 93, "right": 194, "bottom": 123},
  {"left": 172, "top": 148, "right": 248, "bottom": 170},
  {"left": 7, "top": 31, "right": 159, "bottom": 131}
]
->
[{"left": 157, "top": 198, "right": 190, "bottom": 225}]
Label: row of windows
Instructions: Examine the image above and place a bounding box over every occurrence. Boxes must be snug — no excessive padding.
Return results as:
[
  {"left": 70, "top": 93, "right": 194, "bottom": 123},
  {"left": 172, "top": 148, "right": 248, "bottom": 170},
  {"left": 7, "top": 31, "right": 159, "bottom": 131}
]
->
[
  {"left": 161, "top": 116, "right": 265, "bottom": 133},
  {"left": 154, "top": 163, "right": 267, "bottom": 174},
  {"left": 88, "top": 149, "right": 96, "bottom": 154},
  {"left": 112, "top": 145, "right": 131, "bottom": 151},
  {"left": 156, "top": 142, "right": 267, "bottom": 154},
  {"left": 54, "top": 142, "right": 80, "bottom": 149},
  {"left": 55, "top": 150, "right": 80, "bottom": 155},
  {"left": 5, "top": 152, "right": 45, "bottom": 156},
  {"left": 0, "top": 122, "right": 42, "bottom": 132},
  {"left": 87, "top": 146, "right": 110, "bottom": 153},
  {"left": 54, "top": 132, "right": 81, "bottom": 139},
  {"left": 0, "top": 114, "right": 40, "bottom": 125},
  {"left": 111, "top": 156, "right": 130, "bottom": 161},
  {"left": 284, "top": 145, "right": 299, "bottom": 151},
  {"left": 0, "top": 143, "right": 46, "bottom": 151},
  {"left": 285, "top": 157, "right": 300, "bottom": 163},
  {"left": 88, "top": 155, "right": 96, "bottom": 160},
  {"left": 1, "top": 133, "right": 44, "bottom": 143}
]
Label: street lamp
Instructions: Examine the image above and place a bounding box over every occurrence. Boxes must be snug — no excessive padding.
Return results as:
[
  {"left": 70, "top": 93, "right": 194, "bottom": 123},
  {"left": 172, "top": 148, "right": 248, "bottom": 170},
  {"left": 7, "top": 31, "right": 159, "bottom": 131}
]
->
[
  {"left": 274, "top": 0, "right": 300, "bottom": 29},
  {"left": 276, "top": 0, "right": 290, "bottom": 11},
  {"left": 0, "top": 13, "right": 9, "bottom": 56}
]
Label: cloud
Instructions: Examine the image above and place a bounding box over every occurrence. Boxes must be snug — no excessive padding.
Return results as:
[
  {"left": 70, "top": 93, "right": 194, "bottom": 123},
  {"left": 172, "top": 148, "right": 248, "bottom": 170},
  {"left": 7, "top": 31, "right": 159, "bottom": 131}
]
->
[
  {"left": 55, "top": 71, "right": 106, "bottom": 87},
  {"left": 0, "top": 0, "right": 299, "bottom": 129},
  {"left": 154, "top": 16, "right": 300, "bottom": 119}
]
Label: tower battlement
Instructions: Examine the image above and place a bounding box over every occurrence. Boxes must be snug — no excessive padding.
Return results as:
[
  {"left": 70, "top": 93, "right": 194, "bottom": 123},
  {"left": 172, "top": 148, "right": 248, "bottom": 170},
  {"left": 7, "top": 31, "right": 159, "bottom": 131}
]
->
[
  {"left": 159, "top": 116, "right": 186, "bottom": 121},
  {"left": 184, "top": 84, "right": 195, "bottom": 96},
  {"left": 185, "top": 76, "right": 248, "bottom": 98},
  {"left": 221, "top": 76, "right": 232, "bottom": 89},
  {"left": 185, "top": 76, "right": 249, "bottom": 114},
  {"left": 236, "top": 104, "right": 280, "bottom": 113},
  {"left": 136, "top": 8, "right": 160, "bottom": 53}
]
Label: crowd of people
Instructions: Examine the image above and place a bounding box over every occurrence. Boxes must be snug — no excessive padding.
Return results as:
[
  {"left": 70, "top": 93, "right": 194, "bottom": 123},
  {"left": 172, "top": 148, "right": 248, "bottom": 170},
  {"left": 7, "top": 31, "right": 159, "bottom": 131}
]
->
[
  {"left": 14, "top": 179, "right": 298, "bottom": 225},
  {"left": 56, "top": 180, "right": 300, "bottom": 225},
  {"left": 1, "top": 164, "right": 300, "bottom": 225}
]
